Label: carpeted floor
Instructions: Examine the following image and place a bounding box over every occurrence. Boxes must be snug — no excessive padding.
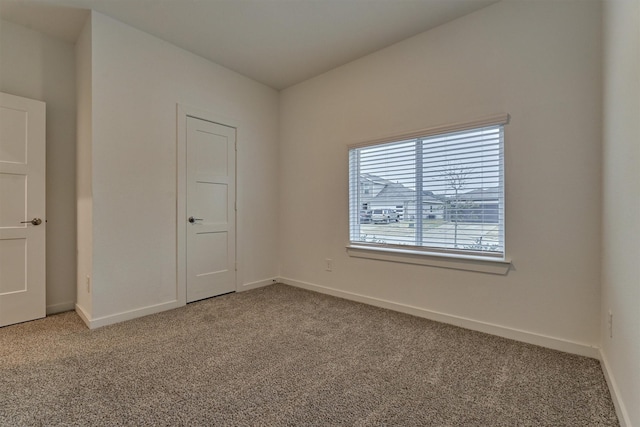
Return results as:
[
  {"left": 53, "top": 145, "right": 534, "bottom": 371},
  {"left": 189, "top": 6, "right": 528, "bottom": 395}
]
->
[{"left": 0, "top": 284, "right": 618, "bottom": 426}]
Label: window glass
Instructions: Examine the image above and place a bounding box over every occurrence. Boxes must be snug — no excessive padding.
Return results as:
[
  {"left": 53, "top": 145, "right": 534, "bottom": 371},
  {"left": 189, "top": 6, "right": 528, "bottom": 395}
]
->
[{"left": 349, "top": 124, "right": 504, "bottom": 258}]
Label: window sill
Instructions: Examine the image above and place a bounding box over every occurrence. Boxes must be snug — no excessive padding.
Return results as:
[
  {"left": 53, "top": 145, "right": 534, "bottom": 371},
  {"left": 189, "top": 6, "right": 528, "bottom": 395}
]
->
[{"left": 346, "top": 245, "right": 511, "bottom": 275}]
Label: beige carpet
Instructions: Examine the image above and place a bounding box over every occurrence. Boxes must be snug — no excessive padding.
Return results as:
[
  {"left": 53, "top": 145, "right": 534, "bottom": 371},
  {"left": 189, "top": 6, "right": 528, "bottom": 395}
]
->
[{"left": 0, "top": 284, "right": 618, "bottom": 426}]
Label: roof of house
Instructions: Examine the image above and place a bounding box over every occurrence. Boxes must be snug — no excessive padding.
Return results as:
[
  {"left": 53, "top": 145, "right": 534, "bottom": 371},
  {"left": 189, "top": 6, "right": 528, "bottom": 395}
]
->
[
  {"left": 360, "top": 174, "right": 443, "bottom": 203},
  {"left": 376, "top": 183, "right": 443, "bottom": 203},
  {"left": 360, "top": 173, "right": 395, "bottom": 186},
  {"left": 454, "top": 187, "right": 501, "bottom": 201}
]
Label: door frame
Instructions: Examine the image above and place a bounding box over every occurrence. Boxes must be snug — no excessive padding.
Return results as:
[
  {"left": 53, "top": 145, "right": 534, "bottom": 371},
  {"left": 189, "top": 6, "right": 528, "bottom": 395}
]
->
[{"left": 176, "top": 104, "right": 238, "bottom": 306}]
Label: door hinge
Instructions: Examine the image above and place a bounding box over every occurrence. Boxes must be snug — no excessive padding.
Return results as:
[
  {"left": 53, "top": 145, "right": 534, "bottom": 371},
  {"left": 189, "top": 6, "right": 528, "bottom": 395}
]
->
[{"left": 235, "top": 263, "right": 238, "bottom": 271}]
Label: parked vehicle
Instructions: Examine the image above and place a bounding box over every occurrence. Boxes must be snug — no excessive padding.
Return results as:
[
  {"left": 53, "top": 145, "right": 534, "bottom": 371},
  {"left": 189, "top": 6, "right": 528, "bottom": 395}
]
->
[
  {"left": 371, "top": 209, "right": 399, "bottom": 224},
  {"left": 359, "top": 210, "right": 372, "bottom": 223}
]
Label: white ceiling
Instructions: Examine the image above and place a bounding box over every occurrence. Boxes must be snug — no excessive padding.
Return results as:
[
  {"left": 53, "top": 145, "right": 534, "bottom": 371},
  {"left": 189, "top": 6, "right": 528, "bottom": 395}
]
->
[{"left": 0, "top": 0, "right": 498, "bottom": 90}]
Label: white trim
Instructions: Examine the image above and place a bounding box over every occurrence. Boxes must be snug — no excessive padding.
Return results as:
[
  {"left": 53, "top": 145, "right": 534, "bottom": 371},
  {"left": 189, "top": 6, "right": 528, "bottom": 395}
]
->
[
  {"left": 176, "top": 103, "right": 239, "bottom": 306},
  {"left": 279, "top": 277, "right": 599, "bottom": 359},
  {"left": 46, "top": 301, "right": 75, "bottom": 315},
  {"left": 240, "top": 278, "right": 277, "bottom": 292},
  {"left": 348, "top": 113, "right": 510, "bottom": 149},
  {"left": 348, "top": 116, "right": 508, "bottom": 266},
  {"left": 599, "top": 349, "right": 632, "bottom": 427},
  {"left": 76, "top": 300, "right": 182, "bottom": 329},
  {"left": 176, "top": 104, "right": 188, "bottom": 307},
  {"left": 74, "top": 303, "right": 91, "bottom": 328},
  {"left": 346, "top": 245, "right": 511, "bottom": 275}
]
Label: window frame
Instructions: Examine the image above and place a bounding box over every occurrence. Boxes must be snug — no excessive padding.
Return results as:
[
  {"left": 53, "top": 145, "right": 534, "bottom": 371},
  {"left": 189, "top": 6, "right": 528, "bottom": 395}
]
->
[{"left": 346, "top": 114, "right": 511, "bottom": 274}]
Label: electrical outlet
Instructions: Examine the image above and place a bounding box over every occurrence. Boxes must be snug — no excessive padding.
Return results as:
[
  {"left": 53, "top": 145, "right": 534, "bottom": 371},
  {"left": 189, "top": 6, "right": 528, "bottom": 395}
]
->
[
  {"left": 325, "top": 258, "right": 333, "bottom": 272},
  {"left": 608, "top": 310, "right": 613, "bottom": 339},
  {"left": 86, "top": 275, "right": 91, "bottom": 293}
]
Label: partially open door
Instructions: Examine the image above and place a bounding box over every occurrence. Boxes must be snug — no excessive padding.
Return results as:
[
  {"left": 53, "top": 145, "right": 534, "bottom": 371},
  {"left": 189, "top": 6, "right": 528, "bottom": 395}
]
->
[{"left": 0, "top": 92, "right": 46, "bottom": 327}]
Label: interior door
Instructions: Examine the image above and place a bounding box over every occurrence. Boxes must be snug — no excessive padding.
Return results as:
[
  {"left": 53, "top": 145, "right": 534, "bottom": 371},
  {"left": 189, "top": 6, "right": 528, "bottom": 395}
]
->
[
  {"left": 186, "top": 116, "right": 236, "bottom": 302},
  {"left": 0, "top": 92, "right": 46, "bottom": 327}
]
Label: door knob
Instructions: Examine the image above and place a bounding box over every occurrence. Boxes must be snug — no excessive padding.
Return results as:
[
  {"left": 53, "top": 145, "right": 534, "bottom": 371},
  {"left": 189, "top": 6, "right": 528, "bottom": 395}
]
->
[
  {"left": 188, "top": 216, "right": 203, "bottom": 223},
  {"left": 21, "top": 218, "right": 42, "bottom": 226}
]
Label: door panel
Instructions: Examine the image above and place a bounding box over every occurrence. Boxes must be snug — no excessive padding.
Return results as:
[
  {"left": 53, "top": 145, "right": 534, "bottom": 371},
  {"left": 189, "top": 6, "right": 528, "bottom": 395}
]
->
[
  {"left": 194, "top": 132, "right": 228, "bottom": 177},
  {"left": 186, "top": 117, "right": 236, "bottom": 303},
  {"left": 0, "top": 92, "right": 46, "bottom": 327},
  {"left": 0, "top": 106, "right": 28, "bottom": 163},
  {"left": 193, "top": 232, "right": 228, "bottom": 273},
  {"left": 0, "top": 239, "right": 26, "bottom": 293},
  {"left": 197, "top": 183, "right": 227, "bottom": 223},
  {"left": 0, "top": 173, "right": 26, "bottom": 226}
]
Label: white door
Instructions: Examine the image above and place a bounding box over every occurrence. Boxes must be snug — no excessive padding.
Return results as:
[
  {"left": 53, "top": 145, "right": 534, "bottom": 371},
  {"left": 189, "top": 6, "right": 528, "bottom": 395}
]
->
[
  {"left": 0, "top": 92, "right": 46, "bottom": 327},
  {"left": 186, "top": 117, "right": 236, "bottom": 303}
]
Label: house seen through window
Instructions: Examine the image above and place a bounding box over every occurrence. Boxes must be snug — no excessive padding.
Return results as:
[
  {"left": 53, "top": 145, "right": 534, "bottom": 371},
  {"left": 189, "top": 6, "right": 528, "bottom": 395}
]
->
[{"left": 349, "top": 120, "right": 506, "bottom": 259}]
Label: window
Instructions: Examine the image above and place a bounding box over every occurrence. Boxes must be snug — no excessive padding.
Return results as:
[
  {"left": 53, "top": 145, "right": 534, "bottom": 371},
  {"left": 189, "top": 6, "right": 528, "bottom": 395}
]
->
[{"left": 349, "top": 115, "right": 508, "bottom": 261}]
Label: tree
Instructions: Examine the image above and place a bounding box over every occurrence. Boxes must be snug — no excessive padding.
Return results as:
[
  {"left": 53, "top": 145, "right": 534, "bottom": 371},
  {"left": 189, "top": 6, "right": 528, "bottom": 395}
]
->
[{"left": 441, "top": 163, "right": 474, "bottom": 248}]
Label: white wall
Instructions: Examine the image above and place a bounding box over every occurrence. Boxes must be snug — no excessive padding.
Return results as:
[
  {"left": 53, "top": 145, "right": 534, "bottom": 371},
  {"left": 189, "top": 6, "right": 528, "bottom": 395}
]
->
[
  {"left": 80, "top": 12, "right": 279, "bottom": 322},
  {"left": 75, "top": 15, "right": 92, "bottom": 317},
  {"left": 279, "top": 1, "right": 602, "bottom": 354},
  {"left": 0, "top": 19, "right": 77, "bottom": 314},
  {"left": 601, "top": 0, "right": 640, "bottom": 425}
]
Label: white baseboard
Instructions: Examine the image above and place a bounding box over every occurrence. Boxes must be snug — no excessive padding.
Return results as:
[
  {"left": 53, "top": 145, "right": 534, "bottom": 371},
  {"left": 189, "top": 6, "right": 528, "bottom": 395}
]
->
[
  {"left": 73, "top": 278, "right": 278, "bottom": 329},
  {"left": 599, "top": 349, "right": 631, "bottom": 427},
  {"left": 74, "top": 303, "right": 91, "bottom": 328},
  {"left": 47, "top": 301, "right": 75, "bottom": 315},
  {"left": 240, "top": 278, "right": 277, "bottom": 292},
  {"left": 75, "top": 300, "right": 182, "bottom": 329},
  {"left": 279, "top": 277, "right": 600, "bottom": 359}
]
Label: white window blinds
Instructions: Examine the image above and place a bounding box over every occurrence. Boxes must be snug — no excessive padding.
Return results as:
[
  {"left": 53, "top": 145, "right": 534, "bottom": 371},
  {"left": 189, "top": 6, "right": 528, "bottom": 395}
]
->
[{"left": 349, "top": 118, "right": 506, "bottom": 259}]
